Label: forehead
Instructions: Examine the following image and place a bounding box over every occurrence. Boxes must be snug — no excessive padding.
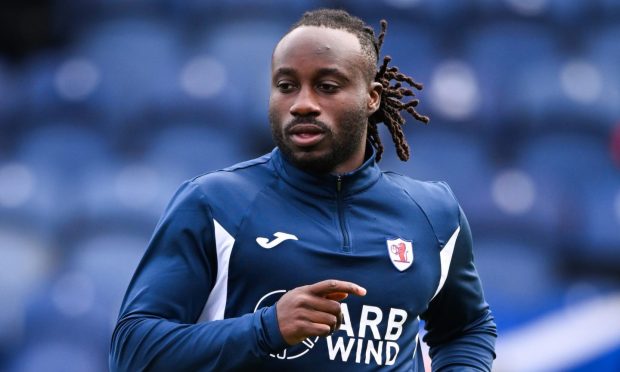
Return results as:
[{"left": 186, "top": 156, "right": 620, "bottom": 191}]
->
[{"left": 272, "top": 26, "right": 365, "bottom": 76}]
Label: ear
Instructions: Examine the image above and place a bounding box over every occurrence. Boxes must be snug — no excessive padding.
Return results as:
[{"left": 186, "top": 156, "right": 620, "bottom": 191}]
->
[{"left": 367, "top": 81, "right": 383, "bottom": 115}]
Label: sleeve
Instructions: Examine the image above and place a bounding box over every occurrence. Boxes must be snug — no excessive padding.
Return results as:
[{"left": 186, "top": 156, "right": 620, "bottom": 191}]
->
[
  {"left": 109, "top": 180, "right": 289, "bottom": 372},
  {"left": 421, "top": 206, "right": 497, "bottom": 372}
]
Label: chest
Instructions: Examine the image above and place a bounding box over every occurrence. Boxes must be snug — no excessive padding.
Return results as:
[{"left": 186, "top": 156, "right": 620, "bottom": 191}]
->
[{"left": 223, "top": 190, "right": 442, "bottom": 319}]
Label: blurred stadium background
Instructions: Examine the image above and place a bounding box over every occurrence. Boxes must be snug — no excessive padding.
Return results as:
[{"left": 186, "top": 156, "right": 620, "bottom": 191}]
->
[{"left": 1, "top": 0, "right": 619, "bottom": 371}]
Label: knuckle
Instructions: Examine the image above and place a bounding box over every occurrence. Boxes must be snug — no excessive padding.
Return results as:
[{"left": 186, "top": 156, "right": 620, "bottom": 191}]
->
[
  {"left": 328, "top": 314, "right": 338, "bottom": 325},
  {"left": 328, "top": 301, "right": 341, "bottom": 314},
  {"left": 300, "top": 284, "right": 311, "bottom": 292},
  {"left": 293, "top": 294, "right": 307, "bottom": 307},
  {"left": 301, "top": 323, "right": 315, "bottom": 336},
  {"left": 315, "top": 323, "right": 329, "bottom": 335},
  {"left": 291, "top": 295, "right": 301, "bottom": 307},
  {"left": 294, "top": 308, "right": 307, "bottom": 321}
]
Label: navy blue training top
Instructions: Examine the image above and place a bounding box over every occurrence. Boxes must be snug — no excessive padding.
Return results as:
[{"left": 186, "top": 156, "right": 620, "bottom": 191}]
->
[{"left": 110, "top": 147, "right": 497, "bottom": 371}]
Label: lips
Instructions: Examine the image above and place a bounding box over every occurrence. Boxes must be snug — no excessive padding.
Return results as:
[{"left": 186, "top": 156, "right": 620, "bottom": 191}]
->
[{"left": 287, "top": 124, "right": 326, "bottom": 147}]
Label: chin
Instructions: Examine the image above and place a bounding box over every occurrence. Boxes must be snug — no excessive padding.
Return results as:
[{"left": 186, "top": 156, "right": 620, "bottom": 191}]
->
[{"left": 287, "top": 149, "right": 336, "bottom": 174}]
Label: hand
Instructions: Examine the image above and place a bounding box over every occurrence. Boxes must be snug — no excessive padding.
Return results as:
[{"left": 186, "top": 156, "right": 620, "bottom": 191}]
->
[{"left": 276, "top": 280, "right": 367, "bottom": 345}]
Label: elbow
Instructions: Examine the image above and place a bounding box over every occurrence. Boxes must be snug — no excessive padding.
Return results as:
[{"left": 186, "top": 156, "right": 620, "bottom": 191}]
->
[
  {"left": 109, "top": 317, "right": 143, "bottom": 372},
  {"left": 474, "top": 309, "right": 498, "bottom": 340},
  {"left": 109, "top": 349, "right": 123, "bottom": 372},
  {"left": 109, "top": 321, "right": 127, "bottom": 372}
]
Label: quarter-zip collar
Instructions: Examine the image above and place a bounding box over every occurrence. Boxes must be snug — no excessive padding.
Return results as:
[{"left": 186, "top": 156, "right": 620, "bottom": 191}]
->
[{"left": 272, "top": 143, "right": 382, "bottom": 198}]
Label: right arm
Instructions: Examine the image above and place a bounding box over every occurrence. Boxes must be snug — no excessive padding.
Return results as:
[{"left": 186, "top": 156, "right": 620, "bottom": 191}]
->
[
  {"left": 109, "top": 181, "right": 366, "bottom": 371},
  {"left": 109, "top": 181, "right": 288, "bottom": 371}
]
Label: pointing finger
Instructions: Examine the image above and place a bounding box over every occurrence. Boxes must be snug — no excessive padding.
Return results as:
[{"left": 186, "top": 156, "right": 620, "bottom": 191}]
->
[
  {"left": 324, "top": 292, "right": 349, "bottom": 301},
  {"left": 309, "top": 280, "right": 367, "bottom": 297}
]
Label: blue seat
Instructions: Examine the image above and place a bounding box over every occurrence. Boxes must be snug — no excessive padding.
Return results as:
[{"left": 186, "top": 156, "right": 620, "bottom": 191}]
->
[
  {"left": 587, "top": 23, "right": 620, "bottom": 81},
  {"left": 72, "top": 17, "right": 183, "bottom": 125},
  {"left": 419, "top": 0, "right": 478, "bottom": 22},
  {"left": 162, "top": 0, "right": 315, "bottom": 18},
  {"left": 380, "top": 127, "right": 496, "bottom": 224},
  {"left": 20, "top": 54, "right": 69, "bottom": 116},
  {"left": 0, "top": 58, "right": 21, "bottom": 129},
  {"left": 66, "top": 231, "right": 148, "bottom": 315},
  {"left": 584, "top": 24, "right": 620, "bottom": 125},
  {"left": 516, "top": 132, "right": 612, "bottom": 191},
  {"left": 511, "top": 132, "right": 614, "bottom": 238},
  {"left": 505, "top": 54, "right": 567, "bottom": 125},
  {"left": 463, "top": 22, "right": 560, "bottom": 124},
  {"left": 473, "top": 236, "right": 565, "bottom": 329},
  {"left": 579, "top": 175, "right": 620, "bottom": 256},
  {"left": 375, "top": 19, "right": 439, "bottom": 91},
  {"left": 0, "top": 225, "right": 49, "bottom": 348},
  {"left": 548, "top": 0, "right": 598, "bottom": 24},
  {"left": 9, "top": 340, "right": 103, "bottom": 372},
  {"left": 598, "top": 0, "right": 620, "bottom": 13},
  {"left": 78, "top": 157, "right": 168, "bottom": 222},
  {"left": 15, "top": 230, "right": 147, "bottom": 361},
  {"left": 144, "top": 124, "right": 247, "bottom": 201},
  {"left": 194, "top": 20, "right": 287, "bottom": 128},
  {"left": 16, "top": 268, "right": 112, "bottom": 371},
  {"left": 15, "top": 124, "right": 113, "bottom": 226}
]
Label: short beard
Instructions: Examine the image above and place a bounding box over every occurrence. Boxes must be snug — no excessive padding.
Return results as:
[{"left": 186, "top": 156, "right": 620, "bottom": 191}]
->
[{"left": 269, "top": 109, "right": 368, "bottom": 174}]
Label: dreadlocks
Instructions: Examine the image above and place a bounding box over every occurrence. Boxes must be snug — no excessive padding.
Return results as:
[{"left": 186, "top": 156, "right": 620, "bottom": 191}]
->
[{"left": 292, "top": 9, "right": 430, "bottom": 162}]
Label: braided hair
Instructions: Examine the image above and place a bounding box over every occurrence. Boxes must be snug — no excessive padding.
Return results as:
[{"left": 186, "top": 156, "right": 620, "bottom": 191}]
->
[{"left": 292, "top": 9, "right": 430, "bottom": 162}]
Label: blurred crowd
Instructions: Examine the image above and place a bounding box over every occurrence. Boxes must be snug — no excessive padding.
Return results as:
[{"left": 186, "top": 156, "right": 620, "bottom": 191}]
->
[{"left": 1, "top": 0, "right": 619, "bottom": 371}]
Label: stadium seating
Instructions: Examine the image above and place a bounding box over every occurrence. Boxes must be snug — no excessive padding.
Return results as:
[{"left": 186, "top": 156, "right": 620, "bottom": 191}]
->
[{"left": 1, "top": 1, "right": 619, "bottom": 370}]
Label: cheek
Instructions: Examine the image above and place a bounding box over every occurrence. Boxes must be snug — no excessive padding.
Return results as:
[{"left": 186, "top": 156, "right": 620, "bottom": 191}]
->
[
  {"left": 336, "top": 94, "right": 368, "bottom": 116},
  {"left": 269, "top": 95, "right": 290, "bottom": 119},
  {"left": 268, "top": 104, "right": 278, "bottom": 125}
]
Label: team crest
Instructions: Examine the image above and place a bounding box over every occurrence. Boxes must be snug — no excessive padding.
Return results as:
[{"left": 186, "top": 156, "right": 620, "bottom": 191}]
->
[{"left": 386, "top": 238, "right": 414, "bottom": 271}]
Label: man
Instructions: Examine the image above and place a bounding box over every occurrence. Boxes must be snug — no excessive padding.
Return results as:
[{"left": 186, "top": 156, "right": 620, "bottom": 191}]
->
[{"left": 110, "top": 9, "right": 497, "bottom": 371}]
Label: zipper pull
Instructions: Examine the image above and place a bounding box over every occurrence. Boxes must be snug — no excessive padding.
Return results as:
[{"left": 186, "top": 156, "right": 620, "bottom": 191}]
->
[{"left": 337, "top": 176, "right": 342, "bottom": 192}]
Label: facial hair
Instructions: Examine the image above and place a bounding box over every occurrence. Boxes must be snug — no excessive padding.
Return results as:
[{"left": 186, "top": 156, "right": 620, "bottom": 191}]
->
[{"left": 269, "top": 107, "right": 368, "bottom": 174}]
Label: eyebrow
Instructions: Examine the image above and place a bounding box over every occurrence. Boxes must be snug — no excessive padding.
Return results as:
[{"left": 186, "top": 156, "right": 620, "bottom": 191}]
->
[
  {"left": 273, "top": 67, "right": 351, "bottom": 83},
  {"left": 317, "top": 67, "right": 351, "bottom": 82}
]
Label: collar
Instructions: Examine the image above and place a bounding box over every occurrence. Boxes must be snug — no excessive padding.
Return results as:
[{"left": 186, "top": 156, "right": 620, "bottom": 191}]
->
[{"left": 272, "top": 143, "right": 382, "bottom": 197}]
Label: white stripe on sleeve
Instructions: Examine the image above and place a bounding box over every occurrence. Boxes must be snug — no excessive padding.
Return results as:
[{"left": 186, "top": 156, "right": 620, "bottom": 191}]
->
[
  {"left": 198, "top": 218, "right": 235, "bottom": 322},
  {"left": 430, "top": 226, "right": 460, "bottom": 301}
]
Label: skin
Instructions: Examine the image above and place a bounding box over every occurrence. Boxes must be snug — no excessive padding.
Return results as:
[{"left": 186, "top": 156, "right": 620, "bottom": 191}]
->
[
  {"left": 276, "top": 280, "right": 367, "bottom": 345},
  {"left": 269, "top": 26, "right": 382, "bottom": 175},
  {"left": 269, "top": 26, "right": 381, "bottom": 345}
]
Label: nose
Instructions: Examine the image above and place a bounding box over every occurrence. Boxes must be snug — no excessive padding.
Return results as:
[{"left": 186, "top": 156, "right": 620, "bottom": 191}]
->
[{"left": 289, "top": 86, "right": 321, "bottom": 117}]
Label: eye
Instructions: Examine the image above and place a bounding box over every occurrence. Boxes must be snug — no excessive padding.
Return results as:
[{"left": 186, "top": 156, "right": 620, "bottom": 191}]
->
[
  {"left": 318, "top": 82, "right": 340, "bottom": 93},
  {"left": 276, "top": 81, "right": 296, "bottom": 93}
]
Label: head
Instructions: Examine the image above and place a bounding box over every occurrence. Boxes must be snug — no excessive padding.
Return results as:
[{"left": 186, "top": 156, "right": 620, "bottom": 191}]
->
[{"left": 269, "top": 9, "right": 429, "bottom": 174}]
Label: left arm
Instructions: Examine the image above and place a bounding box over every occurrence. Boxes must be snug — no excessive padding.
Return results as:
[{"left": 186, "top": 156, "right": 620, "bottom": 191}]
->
[{"left": 421, "top": 207, "right": 497, "bottom": 371}]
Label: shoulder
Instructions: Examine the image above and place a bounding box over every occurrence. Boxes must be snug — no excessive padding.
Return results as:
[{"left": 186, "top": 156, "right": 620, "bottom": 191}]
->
[
  {"left": 382, "top": 171, "right": 460, "bottom": 246},
  {"left": 189, "top": 152, "right": 276, "bottom": 197},
  {"left": 161, "top": 152, "right": 276, "bottom": 213},
  {"left": 166, "top": 152, "right": 279, "bottom": 232}
]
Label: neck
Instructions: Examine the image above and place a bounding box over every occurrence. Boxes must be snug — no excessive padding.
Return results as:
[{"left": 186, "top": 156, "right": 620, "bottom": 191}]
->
[
  {"left": 331, "top": 150, "right": 365, "bottom": 175},
  {"left": 331, "top": 133, "right": 368, "bottom": 175}
]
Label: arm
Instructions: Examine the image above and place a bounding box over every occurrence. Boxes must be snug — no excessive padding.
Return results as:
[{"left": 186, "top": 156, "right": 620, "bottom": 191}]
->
[
  {"left": 421, "top": 207, "right": 497, "bottom": 372},
  {"left": 109, "top": 181, "right": 288, "bottom": 372}
]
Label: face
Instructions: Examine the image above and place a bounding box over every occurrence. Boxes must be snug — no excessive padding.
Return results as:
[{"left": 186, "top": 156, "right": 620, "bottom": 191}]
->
[{"left": 269, "top": 26, "right": 382, "bottom": 174}]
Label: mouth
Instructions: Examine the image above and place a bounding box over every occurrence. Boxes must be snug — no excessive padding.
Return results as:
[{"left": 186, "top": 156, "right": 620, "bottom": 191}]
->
[{"left": 287, "top": 124, "right": 326, "bottom": 148}]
